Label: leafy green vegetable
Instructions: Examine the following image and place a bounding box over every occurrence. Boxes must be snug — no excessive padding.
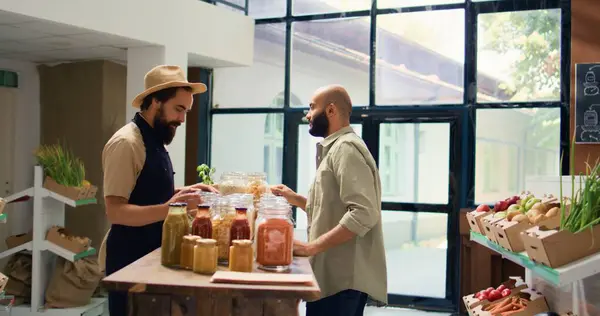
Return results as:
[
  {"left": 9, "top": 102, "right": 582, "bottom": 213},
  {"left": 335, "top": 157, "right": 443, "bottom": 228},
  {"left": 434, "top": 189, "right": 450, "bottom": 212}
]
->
[
  {"left": 560, "top": 134, "right": 600, "bottom": 233},
  {"left": 35, "top": 143, "right": 86, "bottom": 187},
  {"left": 196, "top": 164, "right": 215, "bottom": 185}
]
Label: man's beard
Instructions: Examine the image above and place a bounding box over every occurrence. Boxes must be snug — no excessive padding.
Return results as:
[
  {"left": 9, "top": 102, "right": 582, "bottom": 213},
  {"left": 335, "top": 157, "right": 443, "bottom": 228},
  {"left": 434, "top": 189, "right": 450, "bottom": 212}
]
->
[
  {"left": 308, "top": 111, "right": 329, "bottom": 138},
  {"left": 154, "top": 106, "right": 180, "bottom": 145}
]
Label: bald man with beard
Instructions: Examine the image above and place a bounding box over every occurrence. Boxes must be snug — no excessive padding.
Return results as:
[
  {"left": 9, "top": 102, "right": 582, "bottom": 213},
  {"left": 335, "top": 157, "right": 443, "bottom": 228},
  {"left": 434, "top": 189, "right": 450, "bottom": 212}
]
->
[{"left": 272, "top": 85, "right": 388, "bottom": 315}]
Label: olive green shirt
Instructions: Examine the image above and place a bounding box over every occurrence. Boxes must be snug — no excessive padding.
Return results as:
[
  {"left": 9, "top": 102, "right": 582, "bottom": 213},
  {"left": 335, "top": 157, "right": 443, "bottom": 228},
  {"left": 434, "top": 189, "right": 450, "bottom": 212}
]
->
[{"left": 306, "top": 126, "right": 388, "bottom": 304}]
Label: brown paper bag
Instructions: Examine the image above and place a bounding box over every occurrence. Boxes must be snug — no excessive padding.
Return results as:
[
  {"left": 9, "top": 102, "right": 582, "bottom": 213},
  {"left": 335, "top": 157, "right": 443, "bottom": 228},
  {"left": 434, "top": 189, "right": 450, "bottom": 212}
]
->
[
  {"left": 45, "top": 257, "right": 103, "bottom": 308},
  {"left": 4, "top": 253, "right": 32, "bottom": 286}
]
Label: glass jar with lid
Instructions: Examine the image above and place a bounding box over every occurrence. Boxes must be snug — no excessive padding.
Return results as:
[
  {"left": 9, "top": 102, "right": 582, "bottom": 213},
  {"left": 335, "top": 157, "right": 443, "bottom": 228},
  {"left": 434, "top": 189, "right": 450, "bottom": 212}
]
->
[
  {"left": 193, "top": 238, "right": 218, "bottom": 274},
  {"left": 161, "top": 202, "right": 190, "bottom": 267},
  {"left": 211, "top": 196, "right": 236, "bottom": 264},
  {"left": 218, "top": 172, "right": 249, "bottom": 196},
  {"left": 180, "top": 235, "right": 199, "bottom": 270},
  {"left": 229, "top": 239, "right": 253, "bottom": 272},
  {"left": 246, "top": 173, "right": 268, "bottom": 238},
  {"left": 229, "top": 195, "right": 251, "bottom": 245},
  {"left": 255, "top": 202, "right": 294, "bottom": 272},
  {"left": 192, "top": 192, "right": 217, "bottom": 238}
]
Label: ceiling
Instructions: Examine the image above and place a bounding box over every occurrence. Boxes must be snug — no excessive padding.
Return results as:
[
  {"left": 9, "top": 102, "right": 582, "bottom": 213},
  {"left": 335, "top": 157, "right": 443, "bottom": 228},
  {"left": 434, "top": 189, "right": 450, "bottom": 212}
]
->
[{"left": 0, "top": 10, "right": 155, "bottom": 64}]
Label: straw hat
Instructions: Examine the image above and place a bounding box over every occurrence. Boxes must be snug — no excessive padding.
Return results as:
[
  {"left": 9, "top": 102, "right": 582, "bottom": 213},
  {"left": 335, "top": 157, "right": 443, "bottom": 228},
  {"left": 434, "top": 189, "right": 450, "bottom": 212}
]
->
[{"left": 132, "top": 65, "right": 207, "bottom": 108}]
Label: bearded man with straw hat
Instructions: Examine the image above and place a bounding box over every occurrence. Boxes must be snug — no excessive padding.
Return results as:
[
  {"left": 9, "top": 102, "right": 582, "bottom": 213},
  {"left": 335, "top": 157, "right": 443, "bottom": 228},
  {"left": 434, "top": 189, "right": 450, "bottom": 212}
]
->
[{"left": 99, "top": 65, "right": 218, "bottom": 316}]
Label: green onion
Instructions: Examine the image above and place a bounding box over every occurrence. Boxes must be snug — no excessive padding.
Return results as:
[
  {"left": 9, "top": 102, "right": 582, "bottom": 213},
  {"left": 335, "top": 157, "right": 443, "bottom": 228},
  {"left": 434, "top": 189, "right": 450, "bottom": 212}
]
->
[{"left": 35, "top": 142, "right": 86, "bottom": 187}]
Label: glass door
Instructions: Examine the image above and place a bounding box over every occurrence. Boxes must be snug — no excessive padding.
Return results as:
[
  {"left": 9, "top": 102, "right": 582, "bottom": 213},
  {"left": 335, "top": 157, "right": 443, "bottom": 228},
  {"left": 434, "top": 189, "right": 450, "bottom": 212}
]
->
[{"left": 285, "top": 110, "right": 463, "bottom": 310}]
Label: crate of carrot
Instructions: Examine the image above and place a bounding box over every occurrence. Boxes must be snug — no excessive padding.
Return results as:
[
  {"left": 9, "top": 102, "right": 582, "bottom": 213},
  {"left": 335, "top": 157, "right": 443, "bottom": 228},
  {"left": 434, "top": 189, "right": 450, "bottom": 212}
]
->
[{"left": 472, "top": 291, "right": 549, "bottom": 316}]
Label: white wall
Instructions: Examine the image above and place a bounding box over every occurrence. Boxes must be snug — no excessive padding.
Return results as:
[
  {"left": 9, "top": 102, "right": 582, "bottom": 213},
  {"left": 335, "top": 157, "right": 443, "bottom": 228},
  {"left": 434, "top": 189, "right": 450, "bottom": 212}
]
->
[
  {"left": 0, "top": 58, "right": 40, "bottom": 236},
  {"left": 0, "top": 0, "right": 254, "bottom": 68}
]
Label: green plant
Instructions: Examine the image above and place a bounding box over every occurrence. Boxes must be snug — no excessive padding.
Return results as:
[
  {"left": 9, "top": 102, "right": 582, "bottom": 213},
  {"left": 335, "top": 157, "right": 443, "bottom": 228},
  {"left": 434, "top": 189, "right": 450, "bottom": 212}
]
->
[
  {"left": 196, "top": 164, "right": 215, "bottom": 185},
  {"left": 35, "top": 143, "right": 86, "bottom": 187}
]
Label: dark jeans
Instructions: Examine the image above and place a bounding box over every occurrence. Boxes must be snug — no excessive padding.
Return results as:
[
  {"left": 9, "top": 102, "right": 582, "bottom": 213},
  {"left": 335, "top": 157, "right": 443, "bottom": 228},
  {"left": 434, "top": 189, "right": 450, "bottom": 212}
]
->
[
  {"left": 108, "top": 291, "right": 128, "bottom": 316},
  {"left": 306, "top": 289, "right": 368, "bottom": 316}
]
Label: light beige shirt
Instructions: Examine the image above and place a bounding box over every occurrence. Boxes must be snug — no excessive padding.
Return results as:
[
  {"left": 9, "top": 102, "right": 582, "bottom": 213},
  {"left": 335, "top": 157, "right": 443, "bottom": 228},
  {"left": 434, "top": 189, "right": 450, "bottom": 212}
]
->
[{"left": 306, "top": 126, "right": 388, "bottom": 304}]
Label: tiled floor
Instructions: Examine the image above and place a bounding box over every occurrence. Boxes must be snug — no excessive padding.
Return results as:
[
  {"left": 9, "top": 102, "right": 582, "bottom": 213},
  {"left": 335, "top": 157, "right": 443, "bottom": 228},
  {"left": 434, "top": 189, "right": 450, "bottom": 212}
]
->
[{"left": 298, "top": 302, "right": 452, "bottom": 315}]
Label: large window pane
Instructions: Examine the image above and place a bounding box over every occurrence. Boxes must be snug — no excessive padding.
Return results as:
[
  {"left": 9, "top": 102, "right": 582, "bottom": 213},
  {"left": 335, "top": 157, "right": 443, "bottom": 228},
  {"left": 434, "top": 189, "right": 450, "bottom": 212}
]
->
[
  {"left": 376, "top": 10, "right": 465, "bottom": 105},
  {"left": 295, "top": 124, "right": 363, "bottom": 233},
  {"left": 248, "top": 0, "right": 286, "bottom": 18},
  {"left": 383, "top": 210, "right": 447, "bottom": 298},
  {"left": 291, "top": 18, "right": 370, "bottom": 107},
  {"left": 213, "top": 24, "right": 286, "bottom": 108},
  {"left": 380, "top": 123, "right": 450, "bottom": 204},
  {"left": 211, "top": 114, "right": 284, "bottom": 185},
  {"left": 477, "top": 9, "right": 561, "bottom": 103},
  {"left": 293, "top": 0, "right": 370, "bottom": 16},
  {"left": 378, "top": 0, "right": 462, "bottom": 8},
  {"left": 475, "top": 108, "right": 561, "bottom": 204}
]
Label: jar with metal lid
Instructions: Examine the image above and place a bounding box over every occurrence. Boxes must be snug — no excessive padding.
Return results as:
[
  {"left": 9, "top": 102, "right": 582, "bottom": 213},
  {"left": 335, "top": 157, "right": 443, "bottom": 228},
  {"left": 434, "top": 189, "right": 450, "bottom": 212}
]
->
[
  {"left": 211, "top": 196, "right": 236, "bottom": 264},
  {"left": 218, "top": 172, "right": 249, "bottom": 196},
  {"left": 161, "top": 202, "right": 190, "bottom": 267},
  {"left": 192, "top": 192, "right": 217, "bottom": 238},
  {"left": 255, "top": 202, "right": 294, "bottom": 272},
  {"left": 180, "top": 235, "right": 199, "bottom": 270},
  {"left": 193, "top": 238, "right": 218, "bottom": 274},
  {"left": 230, "top": 196, "right": 251, "bottom": 245},
  {"left": 229, "top": 239, "right": 253, "bottom": 272}
]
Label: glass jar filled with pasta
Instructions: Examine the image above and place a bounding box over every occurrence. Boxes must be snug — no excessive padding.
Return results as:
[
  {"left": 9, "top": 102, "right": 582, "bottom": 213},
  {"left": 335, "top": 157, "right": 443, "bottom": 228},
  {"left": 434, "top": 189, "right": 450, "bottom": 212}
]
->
[
  {"left": 255, "top": 201, "right": 294, "bottom": 272},
  {"left": 218, "top": 172, "right": 248, "bottom": 196},
  {"left": 246, "top": 172, "right": 268, "bottom": 236},
  {"left": 211, "top": 196, "right": 236, "bottom": 264}
]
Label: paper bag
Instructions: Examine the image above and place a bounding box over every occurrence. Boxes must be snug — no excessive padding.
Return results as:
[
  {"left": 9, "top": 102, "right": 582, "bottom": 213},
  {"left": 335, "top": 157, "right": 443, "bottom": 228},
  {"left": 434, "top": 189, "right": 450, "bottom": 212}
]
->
[
  {"left": 45, "top": 257, "right": 103, "bottom": 308},
  {"left": 4, "top": 254, "right": 32, "bottom": 286}
]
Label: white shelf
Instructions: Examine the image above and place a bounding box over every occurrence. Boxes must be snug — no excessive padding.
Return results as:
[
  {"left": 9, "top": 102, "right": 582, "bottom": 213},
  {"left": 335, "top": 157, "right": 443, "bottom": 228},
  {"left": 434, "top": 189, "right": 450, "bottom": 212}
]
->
[
  {"left": 10, "top": 297, "right": 107, "bottom": 316},
  {"left": 0, "top": 242, "right": 32, "bottom": 260},
  {"left": 40, "top": 188, "right": 96, "bottom": 208},
  {"left": 4, "top": 188, "right": 33, "bottom": 203},
  {"left": 470, "top": 231, "right": 600, "bottom": 287},
  {"left": 43, "top": 241, "right": 96, "bottom": 263}
]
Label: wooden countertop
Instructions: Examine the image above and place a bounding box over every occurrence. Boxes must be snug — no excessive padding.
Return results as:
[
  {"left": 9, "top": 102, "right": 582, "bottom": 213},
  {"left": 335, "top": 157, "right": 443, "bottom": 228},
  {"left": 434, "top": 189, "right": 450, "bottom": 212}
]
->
[{"left": 102, "top": 248, "right": 321, "bottom": 301}]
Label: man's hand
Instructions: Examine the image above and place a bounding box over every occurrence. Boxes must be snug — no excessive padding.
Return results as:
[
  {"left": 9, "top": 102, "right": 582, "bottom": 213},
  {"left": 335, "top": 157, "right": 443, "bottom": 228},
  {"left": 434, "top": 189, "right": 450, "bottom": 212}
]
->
[
  {"left": 168, "top": 189, "right": 202, "bottom": 211},
  {"left": 293, "top": 240, "right": 318, "bottom": 257},
  {"left": 176, "top": 183, "right": 220, "bottom": 194},
  {"left": 271, "top": 185, "right": 306, "bottom": 210}
]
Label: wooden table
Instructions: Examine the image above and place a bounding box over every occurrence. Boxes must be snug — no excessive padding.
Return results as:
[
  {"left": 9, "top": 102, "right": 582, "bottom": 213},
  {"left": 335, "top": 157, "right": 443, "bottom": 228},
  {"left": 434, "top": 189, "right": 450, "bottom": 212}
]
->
[{"left": 102, "top": 249, "right": 321, "bottom": 316}]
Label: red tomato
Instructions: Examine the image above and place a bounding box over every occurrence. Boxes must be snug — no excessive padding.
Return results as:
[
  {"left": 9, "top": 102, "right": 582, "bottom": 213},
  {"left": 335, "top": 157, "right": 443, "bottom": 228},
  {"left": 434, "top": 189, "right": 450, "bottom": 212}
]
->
[
  {"left": 484, "top": 287, "right": 494, "bottom": 295},
  {"left": 496, "top": 284, "right": 507, "bottom": 292},
  {"left": 501, "top": 289, "right": 511, "bottom": 297},
  {"left": 488, "top": 290, "right": 502, "bottom": 301}
]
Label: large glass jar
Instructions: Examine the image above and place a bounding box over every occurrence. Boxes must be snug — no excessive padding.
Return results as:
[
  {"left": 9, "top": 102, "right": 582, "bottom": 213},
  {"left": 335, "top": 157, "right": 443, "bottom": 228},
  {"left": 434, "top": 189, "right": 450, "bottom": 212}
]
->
[
  {"left": 255, "top": 202, "right": 294, "bottom": 272},
  {"left": 219, "top": 172, "right": 249, "bottom": 196},
  {"left": 229, "top": 239, "right": 253, "bottom": 272},
  {"left": 246, "top": 173, "right": 268, "bottom": 239},
  {"left": 230, "top": 196, "right": 251, "bottom": 245},
  {"left": 193, "top": 238, "right": 218, "bottom": 275},
  {"left": 192, "top": 192, "right": 217, "bottom": 238},
  {"left": 211, "top": 196, "right": 236, "bottom": 264},
  {"left": 161, "top": 202, "right": 190, "bottom": 267}
]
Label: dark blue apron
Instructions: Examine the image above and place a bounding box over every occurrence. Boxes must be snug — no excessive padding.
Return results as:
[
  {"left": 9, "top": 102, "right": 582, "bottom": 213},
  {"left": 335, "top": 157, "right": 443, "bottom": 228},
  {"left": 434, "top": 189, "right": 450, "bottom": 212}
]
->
[{"left": 105, "top": 113, "right": 175, "bottom": 316}]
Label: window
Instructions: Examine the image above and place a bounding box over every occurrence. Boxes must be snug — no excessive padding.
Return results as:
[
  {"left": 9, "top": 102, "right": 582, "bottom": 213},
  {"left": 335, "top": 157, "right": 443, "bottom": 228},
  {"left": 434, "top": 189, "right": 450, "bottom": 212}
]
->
[
  {"left": 291, "top": 18, "right": 370, "bottom": 107},
  {"left": 477, "top": 9, "right": 561, "bottom": 102},
  {"left": 475, "top": 108, "right": 561, "bottom": 204},
  {"left": 376, "top": 9, "right": 465, "bottom": 105}
]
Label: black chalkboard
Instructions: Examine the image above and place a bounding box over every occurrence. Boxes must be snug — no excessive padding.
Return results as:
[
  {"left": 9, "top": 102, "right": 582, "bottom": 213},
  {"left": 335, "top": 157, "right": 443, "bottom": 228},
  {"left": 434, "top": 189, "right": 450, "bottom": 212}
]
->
[{"left": 575, "top": 63, "right": 600, "bottom": 143}]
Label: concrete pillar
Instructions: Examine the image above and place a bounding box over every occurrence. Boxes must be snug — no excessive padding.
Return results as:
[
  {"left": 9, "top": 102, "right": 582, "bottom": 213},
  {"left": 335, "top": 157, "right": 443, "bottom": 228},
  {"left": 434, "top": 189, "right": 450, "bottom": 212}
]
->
[{"left": 126, "top": 45, "right": 189, "bottom": 188}]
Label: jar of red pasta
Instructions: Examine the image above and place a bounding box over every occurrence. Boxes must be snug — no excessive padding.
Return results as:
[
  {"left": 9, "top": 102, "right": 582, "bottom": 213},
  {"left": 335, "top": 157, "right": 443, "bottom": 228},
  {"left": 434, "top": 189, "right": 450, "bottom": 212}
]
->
[{"left": 255, "top": 201, "right": 294, "bottom": 272}]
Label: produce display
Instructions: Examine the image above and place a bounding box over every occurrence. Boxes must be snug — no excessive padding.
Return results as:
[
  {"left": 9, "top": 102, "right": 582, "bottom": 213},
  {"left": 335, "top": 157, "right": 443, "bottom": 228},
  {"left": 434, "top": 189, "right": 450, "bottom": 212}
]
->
[
  {"left": 35, "top": 143, "right": 88, "bottom": 188},
  {"left": 475, "top": 284, "right": 512, "bottom": 302},
  {"left": 559, "top": 154, "right": 600, "bottom": 233},
  {"left": 481, "top": 295, "right": 535, "bottom": 315}
]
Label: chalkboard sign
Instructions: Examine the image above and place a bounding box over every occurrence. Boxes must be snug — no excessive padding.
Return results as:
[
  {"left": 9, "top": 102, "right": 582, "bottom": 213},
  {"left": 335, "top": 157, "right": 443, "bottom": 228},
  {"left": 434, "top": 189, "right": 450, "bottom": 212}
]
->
[{"left": 575, "top": 63, "right": 600, "bottom": 143}]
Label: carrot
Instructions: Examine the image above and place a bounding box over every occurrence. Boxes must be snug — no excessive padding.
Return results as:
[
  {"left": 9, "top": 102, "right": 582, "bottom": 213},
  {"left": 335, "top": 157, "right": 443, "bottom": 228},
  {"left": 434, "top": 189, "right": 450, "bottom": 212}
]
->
[
  {"left": 488, "top": 298, "right": 512, "bottom": 313},
  {"left": 492, "top": 303, "right": 518, "bottom": 314},
  {"left": 500, "top": 307, "right": 525, "bottom": 316}
]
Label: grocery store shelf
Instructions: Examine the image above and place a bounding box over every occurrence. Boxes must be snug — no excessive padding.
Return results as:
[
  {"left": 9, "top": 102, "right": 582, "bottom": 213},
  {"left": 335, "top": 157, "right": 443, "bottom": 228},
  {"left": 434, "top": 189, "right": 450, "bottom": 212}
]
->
[
  {"left": 41, "top": 188, "right": 97, "bottom": 207},
  {"left": 470, "top": 231, "right": 600, "bottom": 287},
  {"left": 43, "top": 240, "right": 96, "bottom": 262},
  {"left": 0, "top": 242, "right": 32, "bottom": 260},
  {"left": 3, "top": 188, "right": 33, "bottom": 203}
]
